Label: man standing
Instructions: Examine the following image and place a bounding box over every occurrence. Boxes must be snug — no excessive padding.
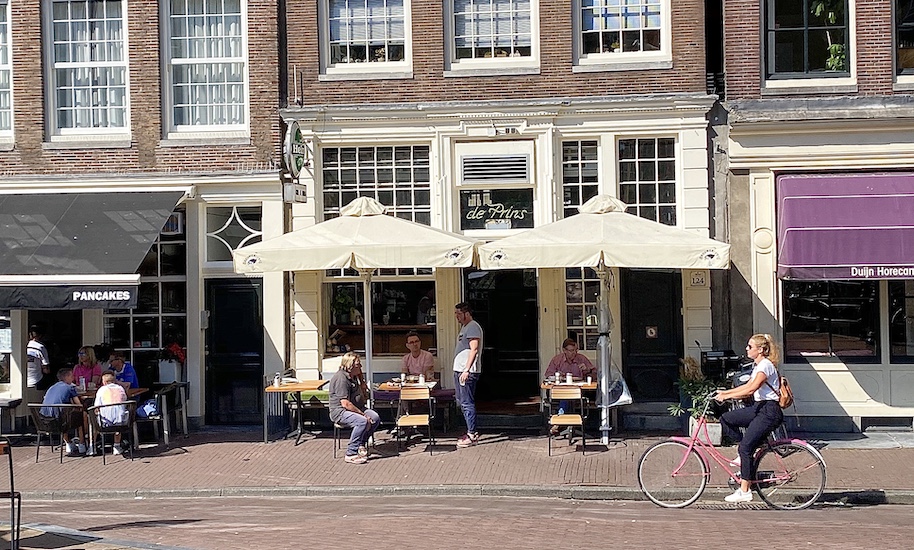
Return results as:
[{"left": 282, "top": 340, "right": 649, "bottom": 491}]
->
[
  {"left": 453, "top": 302, "right": 482, "bottom": 448},
  {"left": 108, "top": 351, "right": 139, "bottom": 389},
  {"left": 26, "top": 325, "right": 51, "bottom": 401}
]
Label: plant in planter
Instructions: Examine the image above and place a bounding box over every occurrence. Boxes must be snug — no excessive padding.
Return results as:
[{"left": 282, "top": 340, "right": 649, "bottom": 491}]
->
[
  {"left": 331, "top": 288, "right": 355, "bottom": 325},
  {"left": 669, "top": 357, "right": 722, "bottom": 444}
]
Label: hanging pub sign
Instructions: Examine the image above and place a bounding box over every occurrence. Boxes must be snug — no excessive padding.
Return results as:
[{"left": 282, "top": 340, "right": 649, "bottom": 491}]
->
[
  {"left": 459, "top": 189, "right": 534, "bottom": 230},
  {"left": 283, "top": 119, "right": 309, "bottom": 179}
]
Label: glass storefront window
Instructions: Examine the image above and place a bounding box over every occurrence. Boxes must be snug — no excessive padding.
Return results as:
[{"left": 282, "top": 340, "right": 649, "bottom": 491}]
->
[
  {"left": 0, "top": 310, "right": 10, "bottom": 384},
  {"left": 327, "top": 279, "right": 436, "bottom": 355},
  {"left": 783, "top": 280, "right": 879, "bottom": 363},
  {"left": 566, "top": 267, "right": 600, "bottom": 351},
  {"left": 889, "top": 281, "right": 914, "bottom": 362}
]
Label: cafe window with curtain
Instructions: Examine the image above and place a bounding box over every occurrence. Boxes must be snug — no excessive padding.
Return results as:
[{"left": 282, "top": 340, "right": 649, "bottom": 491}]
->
[{"left": 104, "top": 211, "right": 188, "bottom": 385}]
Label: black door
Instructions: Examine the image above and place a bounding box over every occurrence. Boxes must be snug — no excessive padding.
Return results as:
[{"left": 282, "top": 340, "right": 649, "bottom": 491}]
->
[
  {"left": 621, "top": 269, "right": 683, "bottom": 400},
  {"left": 463, "top": 269, "right": 539, "bottom": 403},
  {"left": 205, "top": 279, "right": 263, "bottom": 424}
]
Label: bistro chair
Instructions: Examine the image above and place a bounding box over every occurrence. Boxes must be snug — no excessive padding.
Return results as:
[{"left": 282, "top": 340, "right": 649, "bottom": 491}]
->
[
  {"left": 27, "top": 403, "right": 84, "bottom": 464},
  {"left": 332, "top": 422, "right": 374, "bottom": 459},
  {"left": 547, "top": 386, "right": 588, "bottom": 456},
  {"left": 87, "top": 401, "right": 137, "bottom": 465},
  {"left": 0, "top": 437, "right": 21, "bottom": 550},
  {"left": 133, "top": 383, "right": 181, "bottom": 447},
  {"left": 395, "top": 385, "right": 436, "bottom": 455}
]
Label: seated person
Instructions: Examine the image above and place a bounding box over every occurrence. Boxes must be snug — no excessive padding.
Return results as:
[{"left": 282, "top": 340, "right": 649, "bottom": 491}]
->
[
  {"left": 545, "top": 339, "right": 596, "bottom": 435},
  {"left": 73, "top": 345, "right": 103, "bottom": 388},
  {"left": 328, "top": 352, "right": 379, "bottom": 465},
  {"left": 401, "top": 331, "right": 435, "bottom": 381},
  {"left": 40, "top": 367, "right": 86, "bottom": 455},
  {"left": 94, "top": 371, "right": 129, "bottom": 455},
  {"left": 108, "top": 351, "right": 139, "bottom": 389}
]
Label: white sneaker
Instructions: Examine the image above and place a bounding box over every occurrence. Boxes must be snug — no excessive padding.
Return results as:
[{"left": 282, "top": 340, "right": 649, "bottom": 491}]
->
[
  {"left": 344, "top": 454, "right": 367, "bottom": 464},
  {"left": 357, "top": 444, "right": 368, "bottom": 457},
  {"left": 65, "top": 441, "right": 77, "bottom": 454},
  {"left": 724, "top": 489, "right": 753, "bottom": 503},
  {"left": 112, "top": 446, "right": 123, "bottom": 456},
  {"left": 729, "top": 456, "right": 741, "bottom": 467}
]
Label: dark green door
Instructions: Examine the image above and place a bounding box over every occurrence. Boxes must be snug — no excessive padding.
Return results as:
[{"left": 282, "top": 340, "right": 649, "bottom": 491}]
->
[
  {"left": 621, "top": 269, "right": 683, "bottom": 400},
  {"left": 205, "top": 278, "right": 263, "bottom": 424}
]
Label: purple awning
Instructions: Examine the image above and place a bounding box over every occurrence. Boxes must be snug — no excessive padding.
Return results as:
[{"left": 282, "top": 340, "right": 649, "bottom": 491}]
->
[{"left": 777, "top": 173, "right": 914, "bottom": 280}]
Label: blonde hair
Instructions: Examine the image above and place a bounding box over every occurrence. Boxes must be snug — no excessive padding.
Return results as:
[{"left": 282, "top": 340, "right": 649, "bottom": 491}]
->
[
  {"left": 101, "top": 371, "right": 116, "bottom": 385},
  {"left": 750, "top": 333, "right": 779, "bottom": 365},
  {"left": 339, "top": 352, "right": 362, "bottom": 373},
  {"left": 78, "top": 346, "right": 97, "bottom": 364}
]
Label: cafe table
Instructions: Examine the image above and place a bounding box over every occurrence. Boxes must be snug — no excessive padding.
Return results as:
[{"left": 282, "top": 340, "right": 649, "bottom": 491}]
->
[
  {"left": 539, "top": 380, "right": 619, "bottom": 433},
  {"left": 264, "top": 380, "right": 329, "bottom": 444}
]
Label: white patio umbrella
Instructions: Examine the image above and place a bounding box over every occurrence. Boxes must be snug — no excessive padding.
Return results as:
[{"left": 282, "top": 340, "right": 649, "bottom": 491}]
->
[
  {"left": 477, "top": 195, "right": 730, "bottom": 443},
  {"left": 233, "top": 197, "right": 478, "bottom": 396}
]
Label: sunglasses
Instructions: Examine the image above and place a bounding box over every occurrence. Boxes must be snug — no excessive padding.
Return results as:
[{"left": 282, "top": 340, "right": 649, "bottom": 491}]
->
[{"left": 77, "top": 352, "right": 87, "bottom": 356}]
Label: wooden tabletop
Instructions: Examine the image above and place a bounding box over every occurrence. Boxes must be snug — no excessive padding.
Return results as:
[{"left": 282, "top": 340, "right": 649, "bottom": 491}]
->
[
  {"left": 540, "top": 382, "right": 598, "bottom": 390},
  {"left": 376, "top": 381, "right": 439, "bottom": 392},
  {"left": 264, "top": 380, "right": 328, "bottom": 393},
  {"left": 78, "top": 387, "right": 149, "bottom": 400}
]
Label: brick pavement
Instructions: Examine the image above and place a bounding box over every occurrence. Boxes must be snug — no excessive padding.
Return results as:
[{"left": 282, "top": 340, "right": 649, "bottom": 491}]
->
[{"left": 6, "top": 426, "right": 914, "bottom": 499}]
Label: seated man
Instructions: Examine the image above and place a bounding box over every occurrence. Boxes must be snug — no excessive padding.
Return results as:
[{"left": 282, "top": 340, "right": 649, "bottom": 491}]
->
[
  {"left": 40, "top": 367, "right": 86, "bottom": 456},
  {"left": 108, "top": 351, "right": 139, "bottom": 389},
  {"left": 94, "top": 371, "right": 129, "bottom": 455},
  {"left": 545, "top": 339, "right": 596, "bottom": 435},
  {"left": 401, "top": 331, "right": 435, "bottom": 381},
  {"left": 328, "top": 352, "right": 380, "bottom": 464}
]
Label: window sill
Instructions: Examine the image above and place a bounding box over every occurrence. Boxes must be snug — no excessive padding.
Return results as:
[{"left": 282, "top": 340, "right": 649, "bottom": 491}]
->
[
  {"left": 762, "top": 76, "right": 857, "bottom": 95},
  {"left": 43, "top": 137, "right": 132, "bottom": 150},
  {"left": 320, "top": 66, "right": 413, "bottom": 81},
  {"left": 0, "top": 137, "right": 13, "bottom": 151},
  {"left": 161, "top": 131, "right": 251, "bottom": 147},
  {"left": 444, "top": 64, "right": 540, "bottom": 78},
  {"left": 573, "top": 59, "right": 672, "bottom": 73},
  {"left": 893, "top": 78, "right": 914, "bottom": 92}
]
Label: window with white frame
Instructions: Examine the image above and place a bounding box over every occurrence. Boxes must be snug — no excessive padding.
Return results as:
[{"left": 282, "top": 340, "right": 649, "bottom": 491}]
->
[
  {"left": 765, "top": 0, "right": 849, "bottom": 78},
  {"left": 897, "top": 0, "right": 914, "bottom": 75},
  {"left": 450, "top": 0, "right": 534, "bottom": 63},
  {"left": 205, "top": 206, "right": 262, "bottom": 262},
  {"left": 325, "top": 0, "right": 407, "bottom": 66},
  {"left": 561, "top": 140, "right": 599, "bottom": 219},
  {"left": 165, "top": 0, "right": 247, "bottom": 134},
  {"left": 0, "top": 0, "right": 11, "bottom": 134},
  {"left": 566, "top": 267, "right": 600, "bottom": 351},
  {"left": 618, "top": 137, "right": 676, "bottom": 226},
  {"left": 47, "top": 0, "right": 128, "bottom": 135}
]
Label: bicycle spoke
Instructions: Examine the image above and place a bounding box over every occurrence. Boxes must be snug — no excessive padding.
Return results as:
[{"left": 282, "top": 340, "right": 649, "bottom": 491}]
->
[
  {"left": 638, "top": 441, "right": 708, "bottom": 508},
  {"left": 754, "top": 442, "right": 826, "bottom": 510}
]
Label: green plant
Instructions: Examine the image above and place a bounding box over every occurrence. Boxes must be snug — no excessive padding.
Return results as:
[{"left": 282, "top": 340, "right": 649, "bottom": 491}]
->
[
  {"left": 810, "top": 0, "right": 848, "bottom": 72},
  {"left": 668, "top": 357, "right": 720, "bottom": 420},
  {"left": 331, "top": 288, "right": 355, "bottom": 320},
  {"left": 826, "top": 43, "right": 847, "bottom": 71}
]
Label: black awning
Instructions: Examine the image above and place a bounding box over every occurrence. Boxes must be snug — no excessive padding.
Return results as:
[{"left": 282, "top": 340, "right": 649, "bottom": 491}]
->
[{"left": 0, "top": 191, "right": 184, "bottom": 309}]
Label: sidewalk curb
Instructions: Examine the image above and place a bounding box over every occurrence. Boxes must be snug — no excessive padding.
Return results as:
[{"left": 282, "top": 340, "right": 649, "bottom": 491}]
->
[{"left": 21, "top": 485, "right": 914, "bottom": 505}]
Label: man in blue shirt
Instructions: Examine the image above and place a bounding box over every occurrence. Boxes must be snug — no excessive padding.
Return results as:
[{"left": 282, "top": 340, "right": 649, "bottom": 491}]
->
[
  {"left": 40, "top": 367, "right": 86, "bottom": 455},
  {"left": 108, "top": 351, "right": 139, "bottom": 389}
]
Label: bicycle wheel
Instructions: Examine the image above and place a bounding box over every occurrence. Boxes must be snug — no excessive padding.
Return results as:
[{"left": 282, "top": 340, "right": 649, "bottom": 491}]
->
[
  {"left": 753, "top": 442, "right": 826, "bottom": 510},
  {"left": 638, "top": 440, "right": 708, "bottom": 508}
]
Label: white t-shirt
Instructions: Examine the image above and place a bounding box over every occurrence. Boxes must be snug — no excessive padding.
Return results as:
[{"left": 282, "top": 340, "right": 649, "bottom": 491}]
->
[
  {"left": 752, "top": 358, "right": 780, "bottom": 402},
  {"left": 26, "top": 340, "right": 50, "bottom": 387}
]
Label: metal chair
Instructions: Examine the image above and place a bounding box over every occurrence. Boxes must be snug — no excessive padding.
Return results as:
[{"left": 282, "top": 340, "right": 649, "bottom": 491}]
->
[
  {"left": 133, "top": 383, "right": 181, "bottom": 447},
  {"left": 27, "top": 403, "right": 84, "bottom": 464},
  {"left": 547, "top": 385, "right": 588, "bottom": 456},
  {"left": 395, "top": 385, "right": 436, "bottom": 455},
  {"left": 87, "top": 401, "right": 137, "bottom": 464},
  {"left": 0, "top": 437, "right": 21, "bottom": 550}
]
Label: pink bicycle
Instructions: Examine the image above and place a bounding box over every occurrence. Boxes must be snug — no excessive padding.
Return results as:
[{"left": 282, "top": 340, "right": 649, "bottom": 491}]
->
[{"left": 637, "top": 394, "right": 826, "bottom": 510}]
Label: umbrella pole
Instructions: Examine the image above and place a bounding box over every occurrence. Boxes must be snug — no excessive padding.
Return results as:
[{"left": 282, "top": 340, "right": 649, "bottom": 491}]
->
[
  {"left": 597, "top": 265, "right": 613, "bottom": 445},
  {"left": 361, "top": 270, "right": 374, "bottom": 407}
]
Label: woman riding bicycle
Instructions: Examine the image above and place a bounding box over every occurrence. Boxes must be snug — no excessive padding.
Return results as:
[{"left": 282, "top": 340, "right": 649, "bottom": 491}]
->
[{"left": 713, "top": 333, "right": 784, "bottom": 503}]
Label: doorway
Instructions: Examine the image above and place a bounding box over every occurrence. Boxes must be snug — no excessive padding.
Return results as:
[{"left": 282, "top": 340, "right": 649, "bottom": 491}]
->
[
  {"left": 620, "top": 269, "right": 683, "bottom": 400},
  {"left": 28, "top": 310, "right": 83, "bottom": 377},
  {"left": 205, "top": 278, "right": 263, "bottom": 424},
  {"left": 462, "top": 269, "right": 539, "bottom": 408}
]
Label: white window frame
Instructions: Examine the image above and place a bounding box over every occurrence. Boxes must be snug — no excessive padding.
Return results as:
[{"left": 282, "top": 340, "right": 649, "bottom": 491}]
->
[
  {"left": 444, "top": 0, "right": 540, "bottom": 77},
  {"left": 203, "top": 204, "right": 262, "bottom": 269},
  {"left": 161, "top": 0, "right": 250, "bottom": 141},
  {"left": 572, "top": 0, "right": 672, "bottom": 73},
  {"left": 616, "top": 135, "right": 679, "bottom": 227},
  {"left": 0, "top": 0, "right": 12, "bottom": 142},
  {"left": 318, "top": 0, "right": 413, "bottom": 81},
  {"left": 762, "top": 0, "right": 857, "bottom": 93},
  {"left": 43, "top": 0, "right": 131, "bottom": 143},
  {"left": 895, "top": 0, "right": 914, "bottom": 88}
]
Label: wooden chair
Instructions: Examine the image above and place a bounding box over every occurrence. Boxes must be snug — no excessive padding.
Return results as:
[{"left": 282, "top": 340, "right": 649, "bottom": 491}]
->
[
  {"left": 87, "top": 401, "right": 137, "bottom": 465},
  {"left": 547, "top": 385, "right": 588, "bottom": 456},
  {"left": 395, "top": 385, "right": 436, "bottom": 455},
  {"left": 27, "top": 403, "right": 84, "bottom": 464}
]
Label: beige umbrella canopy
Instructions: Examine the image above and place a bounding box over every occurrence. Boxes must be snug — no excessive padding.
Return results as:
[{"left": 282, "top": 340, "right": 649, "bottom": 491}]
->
[
  {"left": 478, "top": 195, "right": 731, "bottom": 443},
  {"left": 233, "top": 197, "right": 478, "bottom": 392}
]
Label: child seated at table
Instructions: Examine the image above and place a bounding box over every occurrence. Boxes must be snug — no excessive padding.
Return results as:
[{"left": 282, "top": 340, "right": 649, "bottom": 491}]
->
[{"left": 94, "top": 371, "right": 129, "bottom": 455}]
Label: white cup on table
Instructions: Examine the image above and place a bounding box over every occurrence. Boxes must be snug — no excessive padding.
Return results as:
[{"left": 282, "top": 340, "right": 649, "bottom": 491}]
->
[{"left": 586, "top": 376, "right": 592, "bottom": 385}]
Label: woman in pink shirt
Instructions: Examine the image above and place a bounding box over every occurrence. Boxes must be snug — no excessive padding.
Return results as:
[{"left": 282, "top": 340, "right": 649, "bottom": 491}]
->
[{"left": 72, "top": 346, "right": 103, "bottom": 388}]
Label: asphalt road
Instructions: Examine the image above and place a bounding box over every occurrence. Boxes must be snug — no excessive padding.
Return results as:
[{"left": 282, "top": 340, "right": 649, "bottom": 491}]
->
[{"left": 21, "top": 495, "right": 914, "bottom": 550}]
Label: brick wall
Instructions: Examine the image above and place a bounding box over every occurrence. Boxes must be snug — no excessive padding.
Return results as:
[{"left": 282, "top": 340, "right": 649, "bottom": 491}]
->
[
  {"left": 286, "top": 0, "right": 707, "bottom": 107},
  {"left": 724, "top": 0, "right": 898, "bottom": 100},
  {"left": 0, "top": 0, "right": 280, "bottom": 177}
]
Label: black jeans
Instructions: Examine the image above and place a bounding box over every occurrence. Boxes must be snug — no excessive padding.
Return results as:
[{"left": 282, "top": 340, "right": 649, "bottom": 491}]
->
[{"left": 720, "top": 400, "right": 783, "bottom": 481}]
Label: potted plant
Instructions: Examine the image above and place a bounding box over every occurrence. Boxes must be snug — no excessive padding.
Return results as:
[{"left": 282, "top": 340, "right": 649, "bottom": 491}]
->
[
  {"left": 331, "top": 288, "right": 355, "bottom": 325},
  {"left": 157, "top": 342, "right": 186, "bottom": 383},
  {"left": 668, "top": 357, "right": 721, "bottom": 444}
]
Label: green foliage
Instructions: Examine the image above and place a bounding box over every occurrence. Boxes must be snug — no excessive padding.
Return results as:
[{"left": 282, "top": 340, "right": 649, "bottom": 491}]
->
[
  {"left": 826, "top": 43, "right": 847, "bottom": 71},
  {"left": 811, "top": 0, "right": 842, "bottom": 25},
  {"left": 668, "top": 378, "right": 719, "bottom": 420}
]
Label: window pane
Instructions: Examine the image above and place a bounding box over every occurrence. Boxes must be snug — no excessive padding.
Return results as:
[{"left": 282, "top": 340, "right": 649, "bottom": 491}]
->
[{"left": 889, "top": 281, "right": 914, "bottom": 362}]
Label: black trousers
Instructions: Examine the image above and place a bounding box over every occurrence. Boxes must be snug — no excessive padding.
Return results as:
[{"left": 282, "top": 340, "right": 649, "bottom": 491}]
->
[{"left": 720, "top": 400, "right": 783, "bottom": 481}]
